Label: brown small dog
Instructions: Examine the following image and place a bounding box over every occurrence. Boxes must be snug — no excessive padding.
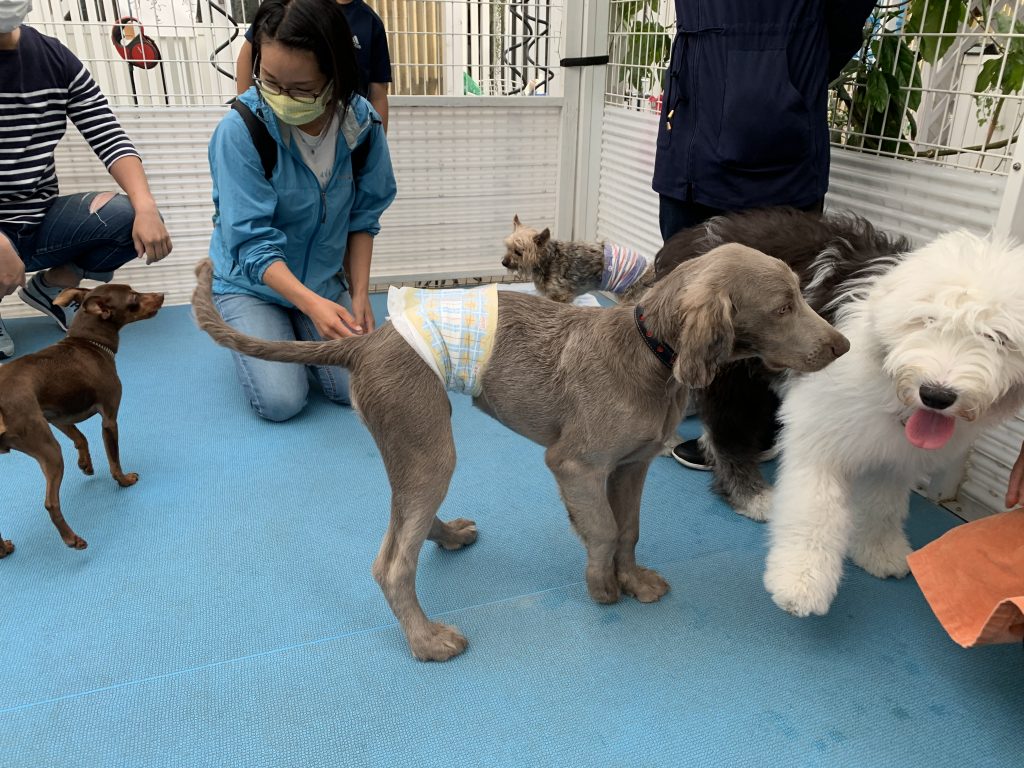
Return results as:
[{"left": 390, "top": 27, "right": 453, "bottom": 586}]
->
[
  {"left": 502, "top": 215, "right": 655, "bottom": 303},
  {"left": 0, "top": 283, "right": 164, "bottom": 557}
]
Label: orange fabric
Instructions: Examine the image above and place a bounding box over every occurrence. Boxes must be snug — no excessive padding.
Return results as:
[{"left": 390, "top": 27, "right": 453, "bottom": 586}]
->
[{"left": 908, "top": 508, "right": 1024, "bottom": 647}]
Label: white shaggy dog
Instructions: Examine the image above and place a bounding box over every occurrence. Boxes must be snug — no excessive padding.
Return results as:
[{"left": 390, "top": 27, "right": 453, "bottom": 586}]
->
[{"left": 764, "top": 230, "right": 1024, "bottom": 617}]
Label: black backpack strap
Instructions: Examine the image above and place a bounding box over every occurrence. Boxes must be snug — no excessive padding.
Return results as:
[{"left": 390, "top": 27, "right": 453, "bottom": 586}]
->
[
  {"left": 231, "top": 99, "right": 276, "bottom": 181},
  {"left": 350, "top": 115, "right": 382, "bottom": 180}
]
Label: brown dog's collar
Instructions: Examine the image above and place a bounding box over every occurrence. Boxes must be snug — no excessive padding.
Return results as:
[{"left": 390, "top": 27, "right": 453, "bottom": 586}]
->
[
  {"left": 84, "top": 339, "right": 116, "bottom": 359},
  {"left": 634, "top": 305, "right": 677, "bottom": 369}
]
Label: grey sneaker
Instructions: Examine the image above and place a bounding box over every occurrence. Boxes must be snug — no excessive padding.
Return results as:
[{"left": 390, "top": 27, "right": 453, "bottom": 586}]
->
[
  {"left": 19, "top": 273, "right": 77, "bottom": 331},
  {"left": 0, "top": 313, "right": 13, "bottom": 360}
]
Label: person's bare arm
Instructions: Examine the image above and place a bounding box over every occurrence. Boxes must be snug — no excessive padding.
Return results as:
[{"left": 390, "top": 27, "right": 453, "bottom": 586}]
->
[
  {"left": 368, "top": 82, "right": 389, "bottom": 133},
  {"left": 1006, "top": 441, "right": 1024, "bottom": 508},
  {"left": 263, "top": 261, "right": 363, "bottom": 338},
  {"left": 236, "top": 40, "right": 254, "bottom": 95},
  {"left": 108, "top": 156, "right": 172, "bottom": 263}
]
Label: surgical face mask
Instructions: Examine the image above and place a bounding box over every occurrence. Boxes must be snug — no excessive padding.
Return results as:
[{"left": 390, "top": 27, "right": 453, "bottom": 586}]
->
[
  {"left": 0, "top": 0, "right": 31, "bottom": 33},
  {"left": 258, "top": 83, "right": 333, "bottom": 126}
]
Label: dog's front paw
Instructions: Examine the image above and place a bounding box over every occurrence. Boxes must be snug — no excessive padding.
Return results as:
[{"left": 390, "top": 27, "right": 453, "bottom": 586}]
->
[
  {"left": 850, "top": 536, "right": 912, "bottom": 580},
  {"left": 0, "top": 538, "right": 14, "bottom": 558},
  {"left": 763, "top": 557, "right": 838, "bottom": 618},
  {"left": 736, "top": 489, "right": 773, "bottom": 523},
  {"left": 618, "top": 566, "right": 669, "bottom": 603},
  {"left": 116, "top": 472, "right": 139, "bottom": 487},
  {"left": 587, "top": 567, "right": 621, "bottom": 604},
  {"left": 78, "top": 457, "right": 94, "bottom": 475},
  {"left": 408, "top": 621, "right": 468, "bottom": 662},
  {"left": 62, "top": 533, "right": 87, "bottom": 550}
]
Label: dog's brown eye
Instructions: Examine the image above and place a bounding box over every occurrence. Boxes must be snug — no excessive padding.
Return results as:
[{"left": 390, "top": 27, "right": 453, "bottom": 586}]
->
[{"left": 777, "top": 304, "right": 792, "bottom": 316}]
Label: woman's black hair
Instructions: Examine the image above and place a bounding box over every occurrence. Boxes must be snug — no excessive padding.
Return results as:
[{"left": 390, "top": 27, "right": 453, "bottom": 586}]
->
[{"left": 251, "top": 0, "right": 359, "bottom": 118}]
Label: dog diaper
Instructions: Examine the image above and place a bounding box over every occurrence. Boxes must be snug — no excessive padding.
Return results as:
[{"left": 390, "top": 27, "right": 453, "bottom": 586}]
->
[
  {"left": 387, "top": 284, "right": 499, "bottom": 396},
  {"left": 601, "top": 243, "right": 648, "bottom": 294},
  {"left": 907, "top": 507, "right": 1024, "bottom": 647}
]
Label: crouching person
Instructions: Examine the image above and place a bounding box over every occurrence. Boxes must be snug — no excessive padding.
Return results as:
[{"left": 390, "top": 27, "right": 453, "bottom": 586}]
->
[
  {"left": 207, "top": 0, "right": 396, "bottom": 422},
  {"left": 0, "top": 7, "right": 172, "bottom": 358}
]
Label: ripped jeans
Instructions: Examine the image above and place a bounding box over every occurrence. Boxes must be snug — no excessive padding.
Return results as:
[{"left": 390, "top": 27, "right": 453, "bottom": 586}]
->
[{"left": 0, "top": 192, "right": 137, "bottom": 282}]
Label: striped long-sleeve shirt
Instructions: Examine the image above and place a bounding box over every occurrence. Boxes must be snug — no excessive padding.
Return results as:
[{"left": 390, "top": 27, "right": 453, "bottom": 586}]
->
[{"left": 0, "top": 26, "right": 139, "bottom": 227}]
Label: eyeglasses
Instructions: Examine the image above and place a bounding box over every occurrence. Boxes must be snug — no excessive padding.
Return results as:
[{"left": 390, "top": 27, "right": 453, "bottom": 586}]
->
[{"left": 252, "top": 60, "right": 330, "bottom": 104}]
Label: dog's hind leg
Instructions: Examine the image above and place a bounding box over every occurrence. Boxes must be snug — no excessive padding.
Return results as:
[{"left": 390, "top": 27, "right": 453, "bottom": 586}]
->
[
  {"left": 363, "top": 375, "right": 469, "bottom": 661},
  {"left": 546, "top": 448, "right": 620, "bottom": 603},
  {"left": 607, "top": 460, "right": 669, "bottom": 602},
  {"left": 23, "top": 428, "right": 87, "bottom": 550},
  {"left": 848, "top": 476, "right": 911, "bottom": 580},
  {"left": 53, "top": 423, "right": 94, "bottom": 476}
]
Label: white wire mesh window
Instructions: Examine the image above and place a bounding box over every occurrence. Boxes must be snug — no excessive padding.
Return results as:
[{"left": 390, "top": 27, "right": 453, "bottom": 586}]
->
[
  {"left": 832, "top": 1, "right": 1024, "bottom": 174},
  {"left": 604, "top": 0, "right": 671, "bottom": 113},
  {"left": 25, "top": 0, "right": 565, "bottom": 106},
  {"left": 604, "top": 1, "right": 1024, "bottom": 175}
]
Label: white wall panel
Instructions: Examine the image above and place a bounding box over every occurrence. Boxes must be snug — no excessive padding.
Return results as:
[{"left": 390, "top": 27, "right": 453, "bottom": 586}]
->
[{"left": 1, "top": 99, "right": 564, "bottom": 316}]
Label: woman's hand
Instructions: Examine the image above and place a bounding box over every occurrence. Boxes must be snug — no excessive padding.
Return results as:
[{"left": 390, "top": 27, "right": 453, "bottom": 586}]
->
[
  {"left": 305, "top": 295, "right": 363, "bottom": 339},
  {"left": 350, "top": 292, "right": 376, "bottom": 334},
  {"left": 1006, "top": 441, "right": 1024, "bottom": 508},
  {"left": 132, "top": 206, "right": 173, "bottom": 264}
]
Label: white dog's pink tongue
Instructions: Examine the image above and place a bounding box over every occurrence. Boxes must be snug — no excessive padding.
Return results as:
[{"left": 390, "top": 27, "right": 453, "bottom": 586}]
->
[{"left": 905, "top": 409, "right": 956, "bottom": 450}]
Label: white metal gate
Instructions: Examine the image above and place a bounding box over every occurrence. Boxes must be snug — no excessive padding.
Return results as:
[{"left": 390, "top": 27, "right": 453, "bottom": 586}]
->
[{"left": 4, "top": 0, "right": 581, "bottom": 310}]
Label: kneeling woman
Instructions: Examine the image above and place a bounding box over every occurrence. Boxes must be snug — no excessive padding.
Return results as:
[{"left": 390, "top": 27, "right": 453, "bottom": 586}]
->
[{"left": 208, "top": 0, "right": 396, "bottom": 421}]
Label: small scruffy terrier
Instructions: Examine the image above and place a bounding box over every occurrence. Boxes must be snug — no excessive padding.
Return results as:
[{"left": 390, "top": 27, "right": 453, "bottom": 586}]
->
[{"left": 502, "top": 215, "right": 654, "bottom": 303}]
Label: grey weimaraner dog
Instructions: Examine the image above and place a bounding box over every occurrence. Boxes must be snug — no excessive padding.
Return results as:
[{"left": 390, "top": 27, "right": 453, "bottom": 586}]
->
[{"left": 192, "top": 245, "right": 849, "bottom": 661}]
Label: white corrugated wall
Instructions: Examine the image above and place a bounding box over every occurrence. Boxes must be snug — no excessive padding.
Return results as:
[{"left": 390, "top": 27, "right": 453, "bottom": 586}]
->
[{"left": 0, "top": 98, "right": 564, "bottom": 316}]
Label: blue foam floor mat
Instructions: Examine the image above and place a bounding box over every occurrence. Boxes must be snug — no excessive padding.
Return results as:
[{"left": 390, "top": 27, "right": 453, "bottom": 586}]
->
[{"left": 0, "top": 300, "right": 1021, "bottom": 767}]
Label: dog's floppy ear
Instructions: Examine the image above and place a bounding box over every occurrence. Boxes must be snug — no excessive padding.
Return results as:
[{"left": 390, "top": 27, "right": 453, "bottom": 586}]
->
[
  {"left": 673, "top": 293, "right": 735, "bottom": 388},
  {"left": 513, "top": 214, "right": 522, "bottom": 230},
  {"left": 54, "top": 288, "right": 89, "bottom": 308},
  {"left": 82, "top": 295, "right": 112, "bottom": 320},
  {"left": 534, "top": 228, "right": 551, "bottom": 247}
]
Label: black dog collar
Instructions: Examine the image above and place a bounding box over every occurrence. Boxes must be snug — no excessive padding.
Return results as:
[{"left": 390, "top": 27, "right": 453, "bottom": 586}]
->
[{"left": 634, "top": 305, "right": 677, "bottom": 369}]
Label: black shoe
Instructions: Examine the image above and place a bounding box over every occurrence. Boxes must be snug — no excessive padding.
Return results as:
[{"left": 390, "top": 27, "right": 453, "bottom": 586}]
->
[
  {"left": 671, "top": 438, "right": 780, "bottom": 471},
  {"left": 671, "top": 439, "right": 712, "bottom": 471}
]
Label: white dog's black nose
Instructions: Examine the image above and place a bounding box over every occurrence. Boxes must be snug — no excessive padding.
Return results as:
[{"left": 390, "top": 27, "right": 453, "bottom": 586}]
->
[{"left": 919, "top": 383, "right": 958, "bottom": 410}]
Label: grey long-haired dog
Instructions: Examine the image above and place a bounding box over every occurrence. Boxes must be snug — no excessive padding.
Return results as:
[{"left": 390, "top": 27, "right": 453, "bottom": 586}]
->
[
  {"left": 192, "top": 247, "right": 848, "bottom": 662},
  {"left": 502, "top": 215, "right": 655, "bottom": 303}
]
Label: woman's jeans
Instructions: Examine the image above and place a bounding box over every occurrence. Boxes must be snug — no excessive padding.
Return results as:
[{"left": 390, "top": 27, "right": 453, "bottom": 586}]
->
[
  {"left": 0, "top": 192, "right": 138, "bottom": 282},
  {"left": 212, "top": 291, "right": 353, "bottom": 422}
]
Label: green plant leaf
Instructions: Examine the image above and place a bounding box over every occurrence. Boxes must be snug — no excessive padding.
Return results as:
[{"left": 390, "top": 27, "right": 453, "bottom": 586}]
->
[
  {"left": 907, "top": 0, "right": 967, "bottom": 64},
  {"left": 867, "top": 68, "right": 890, "bottom": 112}
]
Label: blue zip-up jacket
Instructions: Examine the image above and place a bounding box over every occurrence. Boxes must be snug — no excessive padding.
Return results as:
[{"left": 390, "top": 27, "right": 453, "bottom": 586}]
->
[
  {"left": 652, "top": 0, "right": 875, "bottom": 210},
  {"left": 208, "top": 87, "right": 397, "bottom": 305}
]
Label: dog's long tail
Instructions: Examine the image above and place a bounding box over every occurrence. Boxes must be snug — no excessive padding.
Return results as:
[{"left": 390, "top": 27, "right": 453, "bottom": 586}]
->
[{"left": 191, "top": 260, "right": 367, "bottom": 369}]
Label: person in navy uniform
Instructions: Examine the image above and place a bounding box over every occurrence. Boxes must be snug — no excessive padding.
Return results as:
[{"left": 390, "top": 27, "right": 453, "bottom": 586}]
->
[{"left": 653, "top": 0, "right": 876, "bottom": 470}]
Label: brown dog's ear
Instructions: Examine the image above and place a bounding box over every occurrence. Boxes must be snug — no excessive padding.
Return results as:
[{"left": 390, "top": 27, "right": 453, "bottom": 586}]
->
[
  {"left": 673, "top": 294, "right": 735, "bottom": 388},
  {"left": 513, "top": 214, "right": 522, "bottom": 230},
  {"left": 534, "top": 228, "right": 551, "bottom": 247},
  {"left": 54, "top": 288, "right": 88, "bottom": 308},
  {"left": 82, "top": 295, "right": 112, "bottom": 320}
]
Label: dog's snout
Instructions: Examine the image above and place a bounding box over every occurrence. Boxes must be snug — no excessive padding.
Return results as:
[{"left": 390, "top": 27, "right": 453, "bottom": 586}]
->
[
  {"left": 830, "top": 332, "right": 851, "bottom": 359},
  {"left": 919, "top": 383, "right": 958, "bottom": 411}
]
